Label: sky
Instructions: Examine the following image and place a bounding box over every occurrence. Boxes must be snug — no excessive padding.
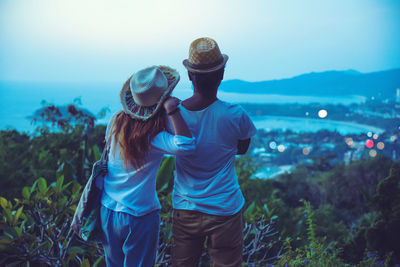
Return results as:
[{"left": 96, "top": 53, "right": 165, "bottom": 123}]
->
[{"left": 0, "top": 0, "right": 399, "bottom": 83}]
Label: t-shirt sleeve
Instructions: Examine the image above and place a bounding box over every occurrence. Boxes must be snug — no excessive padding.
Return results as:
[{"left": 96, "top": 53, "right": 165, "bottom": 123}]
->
[
  {"left": 152, "top": 131, "right": 196, "bottom": 155},
  {"left": 236, "top": 106, "right": 257, "bottom": 140}
]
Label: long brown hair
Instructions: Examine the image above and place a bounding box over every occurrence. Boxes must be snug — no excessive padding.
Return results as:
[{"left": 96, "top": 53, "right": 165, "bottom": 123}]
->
[{"left": 108, "top": 85, "right": 167, "bottom": 170}]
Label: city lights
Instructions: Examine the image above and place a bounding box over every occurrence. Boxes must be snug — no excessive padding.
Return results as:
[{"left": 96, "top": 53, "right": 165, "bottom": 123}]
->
[
  {"left": 302, "top": 147, "right": 310, "bottom": 155},
  {"left": 277, "top": 144, "right": 285, "bottom": 152},
  {"left": 377, "top": 142, "right": 385, "bottom": 150},
  {"left": 369, "top": 149, "right": 377, "bottom": 157},
  {"left": 345, "top": 137, "right": 354, "bottom": 146},
  {"left": 318, "top": 109, "right": 328, "bottom": 118},
  {"left": 365, "top": 139, "right": 374, "bottom": 148},
  {"left": 269, "top": 141, "right": 277, "bottom": 150}
]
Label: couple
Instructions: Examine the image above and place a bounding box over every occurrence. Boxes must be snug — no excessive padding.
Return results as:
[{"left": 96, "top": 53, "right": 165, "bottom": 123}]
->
[{"left": 100, "top": 37, "right": 256, "bottom": 267}]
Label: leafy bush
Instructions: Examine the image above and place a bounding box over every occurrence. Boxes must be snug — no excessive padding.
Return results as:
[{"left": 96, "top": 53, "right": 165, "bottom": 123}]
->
[
  {"left": 0, "top": 126, "right": 105, "bottom": 199},
  {"left": 343, "top": 167, "right": 400, "bottom": 265},
  {"left": 277, "top": 200, "right": 390, "bottom": 267},
  {"left": 0, "top": 176, "right": 104, "bottom": 266}
]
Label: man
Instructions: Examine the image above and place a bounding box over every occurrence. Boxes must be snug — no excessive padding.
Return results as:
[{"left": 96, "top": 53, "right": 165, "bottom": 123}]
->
[{"left": 171, "top": 37, "right": 257, "bottom": 267}]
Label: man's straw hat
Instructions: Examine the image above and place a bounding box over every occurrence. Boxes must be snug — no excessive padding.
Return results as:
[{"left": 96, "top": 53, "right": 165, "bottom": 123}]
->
[
  {"left": 183, "top": 37, "right": 228, "bottom": 73},
  {"left": 120, "top": 66, "right": 180, "bottom": 120}
]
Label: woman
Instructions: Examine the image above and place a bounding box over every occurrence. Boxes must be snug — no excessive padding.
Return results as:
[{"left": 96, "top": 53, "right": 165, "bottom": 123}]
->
[{"left": 100, "top": 66, "right": 195, "bottom": 267}]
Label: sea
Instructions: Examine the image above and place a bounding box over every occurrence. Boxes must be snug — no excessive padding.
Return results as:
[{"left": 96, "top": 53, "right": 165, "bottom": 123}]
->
[{"left": 0, "top": 81, "right": 376, "bottom": 135}]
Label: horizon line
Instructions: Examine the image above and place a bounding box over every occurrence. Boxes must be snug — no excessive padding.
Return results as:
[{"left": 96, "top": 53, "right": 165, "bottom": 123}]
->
[{"left": 1, "top": 67, "right": 399, "bottom": 84}]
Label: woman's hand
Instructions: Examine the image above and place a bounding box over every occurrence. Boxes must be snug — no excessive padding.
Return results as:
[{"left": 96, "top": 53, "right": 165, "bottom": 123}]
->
[
  {"left": 163, "top": 96, "right": 191, "bottom": 138},
  {"left": 163, "top": 97, "right": 181, "bottom": 114}
]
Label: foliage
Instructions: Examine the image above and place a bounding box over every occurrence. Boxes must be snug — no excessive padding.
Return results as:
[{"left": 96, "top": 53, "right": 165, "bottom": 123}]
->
[
  {"left": 0, "top": 126, "right": 106, "bottom": 199},
  {"left": 235, "top": 155, "right": 400, "bottom": 265},
  {"left": 0, "top": 176, "right": 104, "bottom": 266},
  {"left": 276, "top": 200, "right": 390, "bottom": 267},
  {"left": 31, "top": 99, "right": 102, "bottom": 135},
  {"left": 342, "top": 167, "right": 400, "bottom": 265},
  {"left": 242, "top": 217, "right": 283, "bottom": 265}
]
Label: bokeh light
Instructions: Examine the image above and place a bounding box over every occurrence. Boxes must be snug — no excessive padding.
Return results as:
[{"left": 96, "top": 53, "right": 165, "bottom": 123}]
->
[
  {"left": 373, "top": 134, "right": 379, "bottom": 140},
  {"left": 302, "top": 147, "right": 310, "bottom": 155},
  {"left": 345, "top": 137, "right": 354, "bottom": 146},
  {"left": 277, "top": 145, "right": 285, "bottom": 152},
  {"left": 305, "top": 112, "right": 309, "bottom": 116},
  {"left": 365, "top": 139, "right": 374, "bottom": 148},
  {"left": 269, "top": 141, "right": 277, "bottom": 150},
  {"left": 377, "top": 142, "right": 385, "bottom": 150},
  {"left": 367, "top": 132, "right": 373, "bottom": 138},
  {"left": 318, "top": 109, "right": 328, "bottom": 118},
  {"left": 391, "top": 135, "right": 397, "bottom": 142},
  {"left": 369, "top": 149, "right": 377, "bottom": 157}
]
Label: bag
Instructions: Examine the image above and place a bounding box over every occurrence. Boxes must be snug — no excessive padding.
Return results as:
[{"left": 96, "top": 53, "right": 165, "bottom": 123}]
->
[{"left": 71, "top": 144, "right": 109, "bottom": 242}]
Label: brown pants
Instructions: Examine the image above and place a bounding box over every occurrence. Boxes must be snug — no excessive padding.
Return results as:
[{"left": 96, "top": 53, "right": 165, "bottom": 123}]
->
[{"left": 171, "top": 209, "right": 243, "bottom": 267}]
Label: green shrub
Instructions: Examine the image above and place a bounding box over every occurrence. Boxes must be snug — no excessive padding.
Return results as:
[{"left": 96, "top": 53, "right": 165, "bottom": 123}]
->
[
  {"left": 276, "top": 200, "right": 390, "bottom": 267},
  {"left": 0, "top": 176, "right": 104, "bottom": 266},
  {"left": 343, "top": 167, "right": 400, "bottom": 265}
]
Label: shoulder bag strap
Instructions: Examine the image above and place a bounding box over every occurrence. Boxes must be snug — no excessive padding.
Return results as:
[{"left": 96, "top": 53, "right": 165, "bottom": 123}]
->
[{"left": 100, "top": 139, "right": 110, "bottom": 163}]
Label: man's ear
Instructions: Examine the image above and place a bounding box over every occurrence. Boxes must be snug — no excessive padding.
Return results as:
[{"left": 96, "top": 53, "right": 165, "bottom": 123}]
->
[{"left": 220, "top": 68, "right": 225, "bottom": 81}]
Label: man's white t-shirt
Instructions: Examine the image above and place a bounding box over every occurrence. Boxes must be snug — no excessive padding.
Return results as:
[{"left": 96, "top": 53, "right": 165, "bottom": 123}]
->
[{"left": 173, "top": 100, "right": 257, "bottom": 216}]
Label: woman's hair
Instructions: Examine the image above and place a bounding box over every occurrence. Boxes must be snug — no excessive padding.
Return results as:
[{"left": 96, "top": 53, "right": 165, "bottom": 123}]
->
[{"left": 108, "top": 81, "right": 167, "bottom": 170}]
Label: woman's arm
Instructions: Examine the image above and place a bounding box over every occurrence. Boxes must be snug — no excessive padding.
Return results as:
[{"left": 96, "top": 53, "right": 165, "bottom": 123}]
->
[{"left": 163, "top": 97, "right": 192, "bottom": 138}]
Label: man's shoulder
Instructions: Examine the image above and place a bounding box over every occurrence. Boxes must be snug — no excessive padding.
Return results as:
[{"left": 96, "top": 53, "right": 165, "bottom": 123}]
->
[
  {"left": 216, "top": 100, "right": 243, "bottom": 112},
  {"left": 215, "top": 100, "right": 245, "bottom": 116}
]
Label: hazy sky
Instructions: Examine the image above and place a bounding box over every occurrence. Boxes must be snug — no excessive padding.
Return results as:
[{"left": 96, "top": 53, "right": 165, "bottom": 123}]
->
[{"left": 1, "top": 0, "right": 399, "bottom": 83}]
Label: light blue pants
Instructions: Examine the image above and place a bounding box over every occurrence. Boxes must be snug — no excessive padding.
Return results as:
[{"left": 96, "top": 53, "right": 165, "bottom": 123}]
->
[{"left": 100, "top": 205, "right": 160, "bottom": 267}]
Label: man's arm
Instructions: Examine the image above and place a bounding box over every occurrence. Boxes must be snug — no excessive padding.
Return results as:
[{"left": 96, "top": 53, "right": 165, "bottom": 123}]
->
[{"left": 237, "top": 138, "right": 251, "bottom": 155}]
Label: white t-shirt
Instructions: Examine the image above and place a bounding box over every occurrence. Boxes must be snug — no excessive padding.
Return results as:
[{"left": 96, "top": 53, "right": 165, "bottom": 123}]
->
[
  {"left": 101, "top": 112, "right": 196, "bottom": 216},
  {"left": 173, "top": 100, "right": 257, "bottom": 216}
]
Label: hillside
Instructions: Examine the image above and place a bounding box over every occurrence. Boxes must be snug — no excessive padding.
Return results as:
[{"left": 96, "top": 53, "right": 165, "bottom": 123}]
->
[{"left": 220, "top": 68, "right": 400, "bottom": 98}]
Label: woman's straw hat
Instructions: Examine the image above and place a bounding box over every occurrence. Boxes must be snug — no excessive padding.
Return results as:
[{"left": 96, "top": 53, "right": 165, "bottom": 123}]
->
[
  {"left": 120, "top": 66, "right": 180, "bottom": 120},
  {"left": 183, "top": 37, "right": 229, "bottom": 73}
]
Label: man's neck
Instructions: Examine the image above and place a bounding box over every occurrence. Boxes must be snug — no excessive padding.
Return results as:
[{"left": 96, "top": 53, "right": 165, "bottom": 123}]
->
[{"left": 182, "top": 90, "right": 218, "bottom": 111}]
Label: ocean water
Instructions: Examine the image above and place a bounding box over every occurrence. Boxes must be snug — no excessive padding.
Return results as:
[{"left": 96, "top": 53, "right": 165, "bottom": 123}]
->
[
  {"left": 0, "top": 81, "right": 368, "bottom": 133},
  {"left": 252, "top": 116, "right": 384, "bottom": 135}
]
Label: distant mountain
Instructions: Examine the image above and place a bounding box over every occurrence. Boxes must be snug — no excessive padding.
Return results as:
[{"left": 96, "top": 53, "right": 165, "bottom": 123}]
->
[{"left": 220, "top": 68, "right": 400, "bottom": 98}]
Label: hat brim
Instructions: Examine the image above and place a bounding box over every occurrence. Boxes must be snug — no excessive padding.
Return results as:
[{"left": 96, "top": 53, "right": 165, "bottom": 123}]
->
[
  {"left": 182, "top": 54, "right": 229, "bottom": 74},
  {"left": 120, "top": 65, "right": 180, "bottom": 120}
]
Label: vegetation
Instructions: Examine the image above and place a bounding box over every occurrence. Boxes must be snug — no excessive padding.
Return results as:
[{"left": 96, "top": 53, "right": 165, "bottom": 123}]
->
[
  {"left": 0, "top": 102, "right": 399, "bottom": 266},
  {"left": 0, "top": 176, "right": 104, "bottom": 266}
]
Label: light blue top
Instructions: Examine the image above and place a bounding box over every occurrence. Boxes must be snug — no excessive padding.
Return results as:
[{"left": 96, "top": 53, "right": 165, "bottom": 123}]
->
[
  {"left": 101, "top": 112, "right": 196, "bottom": 217},
  {"left": 173, "top": 100, "right": 257, "bottom": 216}
]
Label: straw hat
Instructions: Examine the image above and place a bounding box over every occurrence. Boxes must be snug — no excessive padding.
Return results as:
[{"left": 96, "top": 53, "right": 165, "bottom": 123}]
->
[
  {"left": 183, "top": 37, "right": 229, "bottom": 73},
  {"left": 120, "top": 66, "right": 180, "bottom": 120}
]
